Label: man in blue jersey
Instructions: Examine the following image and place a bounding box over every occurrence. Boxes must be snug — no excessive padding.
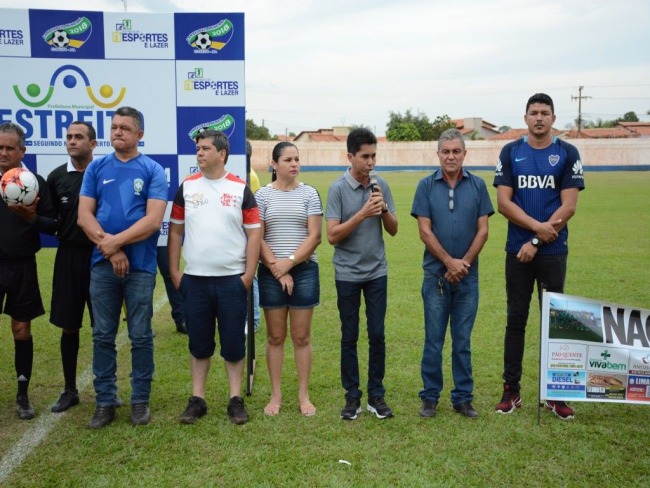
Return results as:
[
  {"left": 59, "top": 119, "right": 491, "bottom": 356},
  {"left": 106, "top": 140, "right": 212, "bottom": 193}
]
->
[
  {"left": 493, "top": 93, "right": 585, "bottom": 420},
  {"left": 78, "top": 106, "right": 167, "bottom": 428}
]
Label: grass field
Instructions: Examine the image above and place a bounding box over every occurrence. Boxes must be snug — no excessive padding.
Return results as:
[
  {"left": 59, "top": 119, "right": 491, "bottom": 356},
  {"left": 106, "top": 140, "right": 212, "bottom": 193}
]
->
[{"left": 0, "top": 170, "right": 649, "bottom": 487}]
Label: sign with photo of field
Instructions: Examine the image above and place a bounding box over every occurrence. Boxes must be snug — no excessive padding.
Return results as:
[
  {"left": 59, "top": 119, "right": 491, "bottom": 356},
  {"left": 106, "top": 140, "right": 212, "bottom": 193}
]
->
[{"left": 541, "top": 292, "right": 650, "bottom": 404}]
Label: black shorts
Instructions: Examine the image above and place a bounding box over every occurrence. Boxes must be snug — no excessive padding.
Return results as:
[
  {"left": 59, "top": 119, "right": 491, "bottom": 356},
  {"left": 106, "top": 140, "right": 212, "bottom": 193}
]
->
[
  {"left": 50, "top": 245, "right": 93, "bottom": 329},
  {"left": 0, "top": 257, "right": 45, "bottom": 322}
]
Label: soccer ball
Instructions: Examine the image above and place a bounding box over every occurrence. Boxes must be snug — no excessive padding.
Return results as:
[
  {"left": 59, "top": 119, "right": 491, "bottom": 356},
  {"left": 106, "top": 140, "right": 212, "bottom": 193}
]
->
[
  {"left": 195, "top": 32, "right": 212, "bottom": 50},
  {"left": 52, "top": 30, "right": 70, "bottom": 48},
  {"left": 1, "top": 168, "right": 39, "bottom": 205}
]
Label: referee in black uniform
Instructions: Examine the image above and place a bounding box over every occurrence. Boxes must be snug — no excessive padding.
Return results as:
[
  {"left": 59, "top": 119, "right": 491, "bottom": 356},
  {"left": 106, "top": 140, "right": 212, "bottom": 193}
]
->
[
  {"left": 0, "top": 122, "right": 57, "bottom": 420},
  {"left": 47, "top": 121, "right": 97, "bottom": 413}
]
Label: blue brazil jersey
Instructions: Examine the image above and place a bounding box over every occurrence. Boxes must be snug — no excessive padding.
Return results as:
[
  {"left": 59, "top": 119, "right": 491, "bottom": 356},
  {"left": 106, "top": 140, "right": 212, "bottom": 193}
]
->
[
  {"left": 493, "top": 136, "right": 585, "bottom": 255},
  {"left": 80, "top": 152, "right": 168, "bottom": 273}
]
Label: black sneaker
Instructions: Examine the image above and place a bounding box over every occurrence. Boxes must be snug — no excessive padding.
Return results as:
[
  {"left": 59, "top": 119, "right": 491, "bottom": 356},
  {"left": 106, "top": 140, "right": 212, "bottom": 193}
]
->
[
  {"left": 176, "top": 323, "right": 188, "bottom": 334},
  {"left": 16, "top": 395, "right": 35, "bottom": 420},
  {"left": 131, "top": 403, "right": 151, "bottom": 425},
  {"left": 340, "top": 398, "right": 362, "bottom": 420},
  {"left": 179, "top": 396, "right": 207, "bottom": 424},
  {"left": 367, "top": 396, "right": 393, "bottom": 419},
  {"left": 51, "top": 389, "right": 80, "bottom": 413},
  {"left": 420, "top": 399, "right": 437, "bottom": 418},
  {"left": 453, "top": 401, "right": 479, "bottom": 418},
  {"left": 227, "top": 396, "right": 249, "bottom": 425},
  {"left": 88, "top": 405, "right": 116, "bottom": 429}
]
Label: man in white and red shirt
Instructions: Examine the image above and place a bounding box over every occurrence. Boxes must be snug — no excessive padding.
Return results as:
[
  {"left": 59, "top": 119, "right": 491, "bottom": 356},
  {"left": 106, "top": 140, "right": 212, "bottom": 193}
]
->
[{"left": 169, "top": 129, "right": 261, "bottom": 425}]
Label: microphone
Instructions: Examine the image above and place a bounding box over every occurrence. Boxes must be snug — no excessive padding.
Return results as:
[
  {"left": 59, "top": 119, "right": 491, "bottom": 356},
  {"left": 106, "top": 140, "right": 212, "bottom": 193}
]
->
[{"left": 369, "top": 170, "right": 379, "bottom": 192}]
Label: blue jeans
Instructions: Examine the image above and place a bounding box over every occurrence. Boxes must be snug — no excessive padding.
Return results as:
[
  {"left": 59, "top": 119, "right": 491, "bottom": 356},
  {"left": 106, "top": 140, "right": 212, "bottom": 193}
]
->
[
  {"left": 420, "top": 273, "right": 478, "bottom": 405},
  {"left": 157, "top": 246, "right": 185, "bottom": 328},
  {"left": 90, "top": 262, "right": 156, "bottom": 406},
  {"left": 336, "top": 276, "right": 387, "bottom": 400}
]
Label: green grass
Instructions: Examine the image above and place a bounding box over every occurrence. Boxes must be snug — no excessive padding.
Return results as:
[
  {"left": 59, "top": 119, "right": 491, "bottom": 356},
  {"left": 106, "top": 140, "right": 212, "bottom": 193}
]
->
[{"left": 0, "top": 171, "right": 649, "bottom": 487}]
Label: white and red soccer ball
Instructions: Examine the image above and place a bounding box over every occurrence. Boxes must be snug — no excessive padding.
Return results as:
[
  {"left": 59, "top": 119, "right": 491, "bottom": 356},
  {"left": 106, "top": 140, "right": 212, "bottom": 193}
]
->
[{"left": 0, "top": 168, "right": 39, "bottom": 205}]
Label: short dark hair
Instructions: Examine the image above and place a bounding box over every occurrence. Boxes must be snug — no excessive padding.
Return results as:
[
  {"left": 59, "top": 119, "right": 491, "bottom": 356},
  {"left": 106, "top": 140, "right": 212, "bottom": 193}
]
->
[
  {"left": 195, "top": 129, "right": 230, "bottom": 163},
  {"left": 437, "top": 128, "right": 465, "bottom": 151},
  {"left": 113, "top": 106, "right": 143, "bottom": 131},
  {"left": 0, "top": 122, "right": 26, "bottom": 149},
  {"left": 69, "top": 121, "right": 96, "bottom": 141},
  {"left": 526, "top": 93, "right": 554, "bottom": 114},
  {"left": 347, "top": 128, "right": 377, "bottom": 155}
]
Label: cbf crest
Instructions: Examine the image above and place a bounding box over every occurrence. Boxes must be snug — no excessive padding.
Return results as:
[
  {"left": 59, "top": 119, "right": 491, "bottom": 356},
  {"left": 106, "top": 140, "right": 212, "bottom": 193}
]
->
[
  {"left": 548, "top": 154, "right": 560, "bottom": 166},
  {"left": 134, "top": 178, "right": 144, "bottom": 195}
]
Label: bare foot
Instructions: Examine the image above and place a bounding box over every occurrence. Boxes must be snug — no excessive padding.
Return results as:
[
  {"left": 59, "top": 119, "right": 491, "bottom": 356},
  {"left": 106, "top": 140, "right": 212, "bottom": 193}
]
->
[
  {"left": 300, "top": 402, "right": 316, "bottom": 417},
  {"left": 264, "top": 402, "right": 281, "bottom": 416}
]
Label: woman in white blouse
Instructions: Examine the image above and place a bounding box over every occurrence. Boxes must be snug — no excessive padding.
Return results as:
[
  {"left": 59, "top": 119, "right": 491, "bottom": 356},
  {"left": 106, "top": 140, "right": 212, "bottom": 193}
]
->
[{"left": 255, "top": 142, "right": 323, "bottom": 416}]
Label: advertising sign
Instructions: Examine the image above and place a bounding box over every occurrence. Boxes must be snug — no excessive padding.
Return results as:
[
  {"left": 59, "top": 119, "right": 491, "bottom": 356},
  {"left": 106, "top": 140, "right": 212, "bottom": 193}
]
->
[
  {"left": 0, "top": 8, "right": 247, "bottom": 248},
  {"left": 541, "top": 292, "right": 650, "bottom": 405}
]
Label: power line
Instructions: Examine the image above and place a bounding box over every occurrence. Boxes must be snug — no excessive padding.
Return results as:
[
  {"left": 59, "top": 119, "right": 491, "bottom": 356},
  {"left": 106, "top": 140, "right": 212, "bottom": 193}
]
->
[
  {"left": 585, "top": 84, "right": 650, "bottom": 88},
  {"left": 591, "top": 97, "right": 650, "bottom": 101},
  {"left": 571, "top": 86, "right": 592, "bottom": 135}
]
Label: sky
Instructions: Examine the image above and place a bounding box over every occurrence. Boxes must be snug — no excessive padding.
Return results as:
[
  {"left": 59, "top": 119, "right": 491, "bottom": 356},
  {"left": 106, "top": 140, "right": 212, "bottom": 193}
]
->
[{"left": 2, "top": 0, "right": 649, "bottom": 136}]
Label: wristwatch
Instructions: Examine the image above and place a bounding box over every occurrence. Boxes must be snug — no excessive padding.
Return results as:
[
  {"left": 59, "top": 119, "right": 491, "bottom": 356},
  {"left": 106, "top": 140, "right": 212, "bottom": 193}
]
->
[
  {"left": 381, "top": 203, "right": 389, "bottom": 213},
  {"left": 288, "top": 254, "right": 296, "bottom": 265},
  {"left": 531, "top": 236, "right": 541, "bottom": 248}
]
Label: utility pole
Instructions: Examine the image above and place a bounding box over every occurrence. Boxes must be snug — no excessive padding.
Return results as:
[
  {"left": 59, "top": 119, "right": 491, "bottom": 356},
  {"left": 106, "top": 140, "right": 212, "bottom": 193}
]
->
[
  {"left": 123, "top": 0, "right": 127, "bottom": 12},
  {"left": 571, "top": 86, "right": 591, "bottom": 136}
]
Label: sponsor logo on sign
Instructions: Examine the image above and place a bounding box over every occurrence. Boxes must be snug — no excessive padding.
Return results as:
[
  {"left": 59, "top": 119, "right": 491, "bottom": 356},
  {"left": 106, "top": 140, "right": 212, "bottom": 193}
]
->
[
  {"left": 188, "top": 115, "right": 236, "bottom": 141},
  {"left": 183, "top": 68, "right": 239, "bottom": 96},
  {"left": 112, "top": 19, "right": 169, "bottom": 48},
  {"left": 42, "top": 17, "right": 92, "bottom": 51},
  {"left": 186, "top": 20, "right": 234, "bottom": 53}
]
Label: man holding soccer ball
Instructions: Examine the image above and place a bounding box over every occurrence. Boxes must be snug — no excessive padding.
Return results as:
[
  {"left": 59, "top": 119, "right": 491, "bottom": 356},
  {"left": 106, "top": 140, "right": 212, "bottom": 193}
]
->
[{"left": 0, "top": 122, "right": 57, "bottom": 420}]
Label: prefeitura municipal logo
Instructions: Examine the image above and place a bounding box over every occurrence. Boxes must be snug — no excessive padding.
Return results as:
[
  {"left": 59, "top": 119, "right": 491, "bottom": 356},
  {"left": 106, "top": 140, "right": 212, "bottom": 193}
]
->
[
  {"left": 186, "top": 20, "right": 234, "bottom": 53},
  {"left": 13, "top": 65, "right": 125, "bottom": 109},
  {"left": 42, "top": 17, "right": 92, "bottom": 51}
]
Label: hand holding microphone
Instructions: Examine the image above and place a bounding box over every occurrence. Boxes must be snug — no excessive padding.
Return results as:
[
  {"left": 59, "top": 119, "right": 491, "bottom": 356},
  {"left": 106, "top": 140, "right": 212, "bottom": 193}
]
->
[
  {"left": 367, "top": 170, "right": 386, "bottom": 216},
  {"left": 369, "top": 170, "right": 379, "bottom": 193}
]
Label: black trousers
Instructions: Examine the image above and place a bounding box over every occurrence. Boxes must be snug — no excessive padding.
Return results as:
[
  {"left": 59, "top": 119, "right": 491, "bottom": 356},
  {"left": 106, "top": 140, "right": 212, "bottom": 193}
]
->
[{"left": 502, "top": 253, "right": 567, "bottom": 389}]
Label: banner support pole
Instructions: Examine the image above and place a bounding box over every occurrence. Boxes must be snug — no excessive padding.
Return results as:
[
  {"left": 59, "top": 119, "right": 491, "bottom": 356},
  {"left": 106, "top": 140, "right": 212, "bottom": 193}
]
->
[{"left": 537, "top": 284, "right": 548, "bottom": 426}]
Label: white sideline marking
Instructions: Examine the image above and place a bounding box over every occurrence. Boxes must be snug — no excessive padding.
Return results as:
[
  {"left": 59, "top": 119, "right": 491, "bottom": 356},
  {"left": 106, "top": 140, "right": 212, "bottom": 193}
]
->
[{"left": 0, "top": 295, "right": 169, "bottom": 483}]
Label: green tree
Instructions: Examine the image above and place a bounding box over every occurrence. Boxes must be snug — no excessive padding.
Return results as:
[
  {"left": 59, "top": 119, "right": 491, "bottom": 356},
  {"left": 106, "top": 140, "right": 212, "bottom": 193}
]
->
[
  {"left": 246, "top": 119, "right": 273, "bottom": 140},
  {"left": 619, "top": 111, "right": 639, "bottom": 122},
  {"left": 386, "top": 122, "right": 420, "bottom": 141},
  {"left": 579, "top": 111, "right": 639, "bottom": 129},
  {"left": 498, "top": 125, "right": 512, "bottom": 133},
  {"left": 430, "top": 114, "right": 456, "bottom": 140},
  {"left": 386, "top": 109, "right": 435, "bottom": 140}
]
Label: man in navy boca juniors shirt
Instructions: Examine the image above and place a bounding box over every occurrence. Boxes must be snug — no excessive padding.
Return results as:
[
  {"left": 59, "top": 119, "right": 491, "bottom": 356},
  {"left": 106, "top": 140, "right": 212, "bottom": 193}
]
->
[{"left": 493, "top": 93, "right": 585, "bottom": 420}]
